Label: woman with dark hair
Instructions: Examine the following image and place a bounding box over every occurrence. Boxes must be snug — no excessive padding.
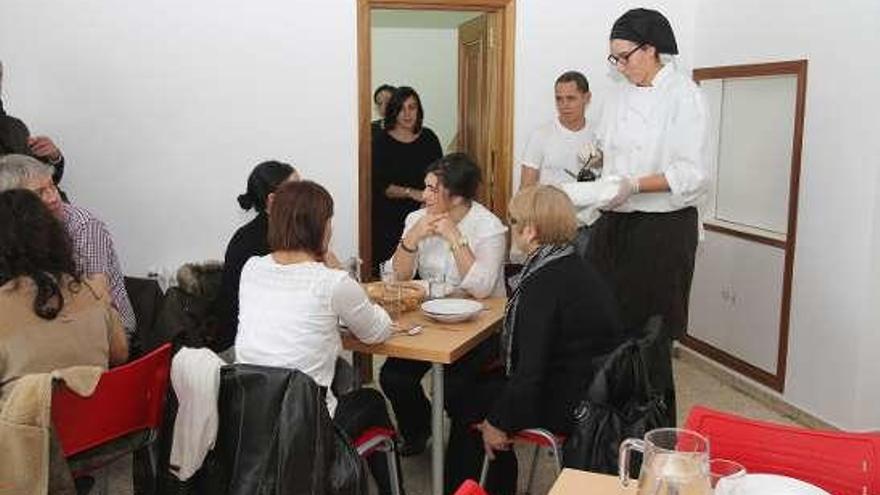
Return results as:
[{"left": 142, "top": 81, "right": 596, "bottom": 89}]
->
[
  {"left": 234, "top": 181, "right": 403, "bottom": 495},
  {"left": 371, "top": 84, "right": 396, "bottom": 138},
  {"left": 371, "top": 86, "right": 442, "bottom": 276},
  {"left": 215, "top": 160, "right": 298, "bottom": 350},
  {"left": 444, "top": 186, "right": 623, "bottom": 494},
  {"left": 588, "top": 8, "right": 709, "bottom": 422},
  {"left": 591, "top": 8, "right": 708, "bottom": 338},
  {"left": 0, "top": 189, "right": 128, "bottom": 399},
  {"left": 381, "top": 153, "right": 507, "bottom": 456}
]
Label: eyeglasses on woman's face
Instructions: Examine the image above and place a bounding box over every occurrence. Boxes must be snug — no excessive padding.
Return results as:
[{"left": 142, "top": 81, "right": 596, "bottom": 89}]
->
[{"left": 607, "top": 42, "right": 645, "bottom": 66}]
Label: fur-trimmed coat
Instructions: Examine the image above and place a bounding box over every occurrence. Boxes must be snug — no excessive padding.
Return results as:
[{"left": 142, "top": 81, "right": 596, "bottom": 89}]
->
[{"left": 149, "top": 261, "right": 224, "bottom": 352}]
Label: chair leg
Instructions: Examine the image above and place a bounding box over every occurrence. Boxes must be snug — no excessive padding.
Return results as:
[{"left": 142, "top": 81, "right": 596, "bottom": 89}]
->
[
  {"left": 552, "top": 442, "right": 563, "bottom": 474},
  {"left": 478, "top": 453, "right": 490, "bottom": 486},
  {"left": 384, "top": 438, "right": 402, "bottom": 495},
  {"left": 524, "top": 444, "right": 541, "bottom": 495}
]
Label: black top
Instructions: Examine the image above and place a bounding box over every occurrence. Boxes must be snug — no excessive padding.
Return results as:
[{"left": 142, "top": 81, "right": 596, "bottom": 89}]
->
[
  {"left": 215, "top": 213, "right": 269, "bottom": 350},
  {"left": 488, "top": 254, "right": 625, "bottom": 433},
  {"left": 0, "top": 102, "right": 66, "bottom": 194},
  {"left": 371, "top": 119, "right": 384, "bottom": 141},
  {"left": 371, "top": 128, "right": 442, "bottom": 272}
]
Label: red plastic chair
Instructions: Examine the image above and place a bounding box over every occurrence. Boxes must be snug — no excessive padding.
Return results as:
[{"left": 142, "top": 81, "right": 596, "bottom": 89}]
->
[
  {"left": 685, "top": 405, "right": 880, "bottom": 495},
  {"left": 454, "top": 479, "right": 489, "bottom": 495},
  {"left": 352, "top": 425, "right": 402, "bottom": 495},
  {"left": 51, "top": 343, "right": 172, "bottom": 478}
]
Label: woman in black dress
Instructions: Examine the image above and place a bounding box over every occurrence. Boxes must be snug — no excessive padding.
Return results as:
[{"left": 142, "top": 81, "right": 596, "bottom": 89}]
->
[{"left": 371, "top": 86, "right": 442, "bottom": 276}]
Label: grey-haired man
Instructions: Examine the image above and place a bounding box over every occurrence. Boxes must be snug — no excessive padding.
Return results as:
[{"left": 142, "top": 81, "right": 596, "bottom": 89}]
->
[{"left": 0, "top": 154, "right": 136, "bottom": 336}]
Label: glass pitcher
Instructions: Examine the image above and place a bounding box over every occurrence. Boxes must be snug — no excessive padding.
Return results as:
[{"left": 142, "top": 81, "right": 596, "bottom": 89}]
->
[{"left": 619, "top": 428, "right": 711, "bottom": 495}]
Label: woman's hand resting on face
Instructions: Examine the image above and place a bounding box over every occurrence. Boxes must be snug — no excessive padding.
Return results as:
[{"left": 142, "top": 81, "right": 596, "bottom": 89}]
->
[{"left": 431, "top": 214, "right": 463, "bottom": 244}]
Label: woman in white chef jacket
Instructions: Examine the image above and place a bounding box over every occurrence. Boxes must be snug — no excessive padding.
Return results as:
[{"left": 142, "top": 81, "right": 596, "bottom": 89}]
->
[{"left": 590, "top": 8, "right": 709, "bottom": 341}]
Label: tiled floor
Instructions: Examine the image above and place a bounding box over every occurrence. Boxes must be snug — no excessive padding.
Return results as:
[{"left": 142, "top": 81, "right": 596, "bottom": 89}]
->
[{"left": 105, "top": 354, "right": 805, "bottom": 494}]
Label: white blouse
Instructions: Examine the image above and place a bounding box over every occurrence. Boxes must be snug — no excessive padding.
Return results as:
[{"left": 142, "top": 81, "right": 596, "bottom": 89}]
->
[
  {"left": 397, "top": 202, "right": 507, "bottom": 299},
  {"left": 235, "top": 256, "right": 391, "bottom": 414},
  {"left": 596, "top": 63, "right": 710, "bottom": 213}
]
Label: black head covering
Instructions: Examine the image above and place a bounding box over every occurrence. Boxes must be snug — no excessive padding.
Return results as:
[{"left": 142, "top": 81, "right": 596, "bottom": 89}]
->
[{"left": 610, "top": 8, "right": 678, "bottom": 55}]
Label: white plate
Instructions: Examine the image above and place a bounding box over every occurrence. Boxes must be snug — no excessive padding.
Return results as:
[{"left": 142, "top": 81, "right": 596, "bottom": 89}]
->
[
  {"left": 737, "top": 474, "right": 830, "bottom": 495},
  {"left": 421, "top": 298, "right": 483, "bottom": 315},
  {"left": 421, "top": 299, "right": 483, "bottom": 323}
]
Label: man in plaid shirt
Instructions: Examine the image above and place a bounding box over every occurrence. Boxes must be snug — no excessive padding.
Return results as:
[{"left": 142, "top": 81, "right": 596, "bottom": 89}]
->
[{"left": 0, "top": 154, "right": 136, "bottom": 335}]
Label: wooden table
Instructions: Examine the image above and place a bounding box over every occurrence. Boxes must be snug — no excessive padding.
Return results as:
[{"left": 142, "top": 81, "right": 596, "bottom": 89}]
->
[
  {"left": 343, "top": 297, "right": 505, "bottom": 495},
  {"left": 549, "top": 468, "right": 637, "bottom": 495}
]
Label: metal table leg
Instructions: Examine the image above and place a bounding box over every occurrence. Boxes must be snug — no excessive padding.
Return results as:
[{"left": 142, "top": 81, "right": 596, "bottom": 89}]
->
[{"left": 431, "top": 363, "right": 444, "bottom": 495}]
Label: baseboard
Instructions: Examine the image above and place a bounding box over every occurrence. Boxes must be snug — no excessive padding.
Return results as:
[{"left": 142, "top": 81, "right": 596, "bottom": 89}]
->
[{"left": 675, "top": 345, "right": 836, "bottom": 430}]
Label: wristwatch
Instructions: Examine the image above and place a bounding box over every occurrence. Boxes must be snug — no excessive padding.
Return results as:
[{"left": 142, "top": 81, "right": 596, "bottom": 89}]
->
[{"left": 451, "top": 236, "right": 470, "bottom": 253}]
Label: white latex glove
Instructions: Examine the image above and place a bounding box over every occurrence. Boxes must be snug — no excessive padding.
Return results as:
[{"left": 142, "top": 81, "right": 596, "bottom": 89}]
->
[
  {"left": 605, "top": 175, "right": 640, "bottom": 209},
  {"left": 576, "top": 141, "right": 601, "bottom": 167}
]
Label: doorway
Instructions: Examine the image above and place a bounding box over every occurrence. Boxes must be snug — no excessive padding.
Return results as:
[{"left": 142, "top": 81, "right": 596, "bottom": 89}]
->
[{"left": 357, "top": 0, "right": 515, "bottom": 280}]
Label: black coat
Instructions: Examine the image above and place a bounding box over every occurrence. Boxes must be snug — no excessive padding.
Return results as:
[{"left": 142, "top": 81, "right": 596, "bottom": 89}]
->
[
  {"left": 487, "top": 255, "right": 625, "bottom": 434},
  {"left": 215, "top": 364, "right": 368, "bottom": 495}
]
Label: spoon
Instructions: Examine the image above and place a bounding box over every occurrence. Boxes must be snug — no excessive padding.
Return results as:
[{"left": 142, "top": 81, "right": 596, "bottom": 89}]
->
[{"left": 392, "top": 325, "right": 423, "bottom": 337}]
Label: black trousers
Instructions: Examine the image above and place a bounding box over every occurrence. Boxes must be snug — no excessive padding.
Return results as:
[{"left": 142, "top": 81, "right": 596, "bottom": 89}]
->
[
  {"left": 588, "top": 208, "right": 698, "bottom": 338},
  {"left": 379, "top": 337, "right": 501, "bottom": 444},
  {"left": 381, "top": 340, "right": 505, "bottom": 492},
  {"left": 379, "top": 358, "right": 432, "bottom": 443},
  {"left": 444, "top": 370, "right": 516, "bottom": 495},
  {"left": 334, "top": 388, "right": 405, "bottom": 495}
]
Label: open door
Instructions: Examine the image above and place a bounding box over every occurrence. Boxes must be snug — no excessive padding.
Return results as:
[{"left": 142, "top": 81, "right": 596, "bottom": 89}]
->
[{"left": 458, "top": 13, "right": 507, "bottom": 218}]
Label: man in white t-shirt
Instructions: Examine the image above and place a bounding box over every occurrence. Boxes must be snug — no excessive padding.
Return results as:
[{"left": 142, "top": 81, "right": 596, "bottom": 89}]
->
[
  {"left": 519, "top": 71, "right": 599, "bottom": 258},
  {"left": 519, "top": 71, "right": 597, "bottom": 190}
]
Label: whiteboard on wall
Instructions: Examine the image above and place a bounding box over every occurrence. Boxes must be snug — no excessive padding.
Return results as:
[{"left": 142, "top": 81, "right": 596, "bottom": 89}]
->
[{"left": 704, "top": 75, "right": 797, "bottom": 236}]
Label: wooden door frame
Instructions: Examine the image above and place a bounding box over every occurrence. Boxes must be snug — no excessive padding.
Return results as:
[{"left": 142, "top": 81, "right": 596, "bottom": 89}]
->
[
  {"left": 682, "top": 60, "right": 808, "bottom": 392},
  {"left": 357, "top": 0, "right": 515, "bottom": 280}
]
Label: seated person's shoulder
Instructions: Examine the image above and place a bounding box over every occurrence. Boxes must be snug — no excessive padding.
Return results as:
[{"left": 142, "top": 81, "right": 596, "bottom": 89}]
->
[
  {"left": 470, "top": 202, "right": 507, "bottom": 233},
  {"left": 64, "top": 203, "right": 109, "bottom": 232},
  {"left": 82, "top": 273, "right": 111, "bottom": 297},
  {"left": 404, "top": 207, "right": 427, "bottom": 227}
]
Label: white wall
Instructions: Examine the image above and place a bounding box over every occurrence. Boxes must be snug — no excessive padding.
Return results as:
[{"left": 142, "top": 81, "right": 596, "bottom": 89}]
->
[
  {"left": 855, "top": 168, "right": 880, "bottom": 427},
  {"left": 693, "top": 0, "right": 880, "bottom": 429},
  {"left": 0, "top": 0, "right": 359, "bottom": 278},
  {"left": 372, "top": 26, "right": 458, "bottom": 149}
]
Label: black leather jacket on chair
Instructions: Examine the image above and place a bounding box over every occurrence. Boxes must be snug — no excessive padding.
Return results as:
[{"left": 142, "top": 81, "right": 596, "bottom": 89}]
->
[{"left": 215, "top": 364, "right": 369, "bottom": 495}]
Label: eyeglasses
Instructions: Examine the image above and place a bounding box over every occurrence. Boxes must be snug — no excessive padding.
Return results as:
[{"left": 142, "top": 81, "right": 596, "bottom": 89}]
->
[{"left": 607, "top": 42, "right": 645, "bottom": 66}]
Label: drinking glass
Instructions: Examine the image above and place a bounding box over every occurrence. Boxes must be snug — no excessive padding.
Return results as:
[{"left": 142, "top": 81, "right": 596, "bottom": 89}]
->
[
  {"left": 428, "top": 272, "right": 447, "bottom": 299},
  {"left": 344, "top": 256, "right": 362, "bottom": 282},
  {"left": 709, "top": 459, "right": 746, "bottom": 495},
  {"left": 380, "top": 262, "right": 403, "bottom": 318}
]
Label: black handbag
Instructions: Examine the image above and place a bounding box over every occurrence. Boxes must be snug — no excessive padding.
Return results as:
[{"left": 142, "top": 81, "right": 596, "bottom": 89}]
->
[{"left": 562, "top": 316, "right": 672, "bottom": 474}]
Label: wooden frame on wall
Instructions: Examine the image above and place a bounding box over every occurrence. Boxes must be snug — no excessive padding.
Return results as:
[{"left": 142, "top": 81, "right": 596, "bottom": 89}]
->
[
  {"left": 682, "top": 60, "right": 808, "bottom": 392},
  {"left": 356, "top": 0, "right": 516, "bottom": 280}
]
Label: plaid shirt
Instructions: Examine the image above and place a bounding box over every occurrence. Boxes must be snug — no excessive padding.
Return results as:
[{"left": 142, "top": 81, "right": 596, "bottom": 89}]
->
[{"left": 62, "top": 203, "right": 137, "bottom": 335}]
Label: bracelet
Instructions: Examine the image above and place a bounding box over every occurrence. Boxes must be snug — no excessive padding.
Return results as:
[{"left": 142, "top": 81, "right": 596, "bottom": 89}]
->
[{"left": 399, "top": 238, "right": 418, "bottom": 254}]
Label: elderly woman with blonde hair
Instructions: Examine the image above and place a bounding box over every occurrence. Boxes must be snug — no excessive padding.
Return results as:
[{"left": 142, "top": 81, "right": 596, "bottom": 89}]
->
[{"left": 444, "top": 185, "right": 625, "bottom": 494}]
